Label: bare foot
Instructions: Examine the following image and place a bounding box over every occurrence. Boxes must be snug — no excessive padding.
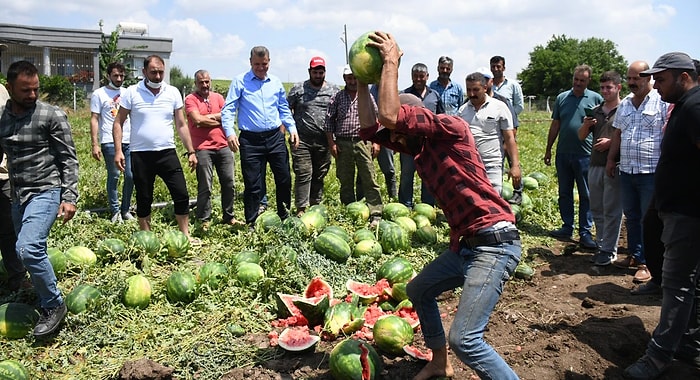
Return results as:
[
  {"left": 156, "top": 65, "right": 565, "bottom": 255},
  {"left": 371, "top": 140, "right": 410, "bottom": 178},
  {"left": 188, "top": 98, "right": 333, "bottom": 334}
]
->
[{"left": 412, "top": 360, "right": 455, "bottom": 380}]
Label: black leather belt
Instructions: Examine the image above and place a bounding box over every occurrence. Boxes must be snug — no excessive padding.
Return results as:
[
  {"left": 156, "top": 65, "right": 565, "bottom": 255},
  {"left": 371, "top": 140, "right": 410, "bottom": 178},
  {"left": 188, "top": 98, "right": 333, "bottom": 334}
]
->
[
  {"left": 240, "top": 129, "right": 280, "bottom": 138},
  {"left": 461, "top": 229, "right": 520, "bottom": 249}
]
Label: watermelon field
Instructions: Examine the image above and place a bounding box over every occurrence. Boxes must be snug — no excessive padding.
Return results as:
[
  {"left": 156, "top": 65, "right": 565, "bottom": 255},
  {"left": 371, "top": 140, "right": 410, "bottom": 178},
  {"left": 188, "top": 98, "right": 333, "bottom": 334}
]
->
[{"left": 0, "top": 108, "right": 697, "bottom": 380}]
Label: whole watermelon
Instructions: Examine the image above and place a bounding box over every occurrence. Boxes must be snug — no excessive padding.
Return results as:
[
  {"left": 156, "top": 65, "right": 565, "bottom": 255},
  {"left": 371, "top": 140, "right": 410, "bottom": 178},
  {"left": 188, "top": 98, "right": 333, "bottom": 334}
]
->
[
  {"left": 394, "top": 216, "right": 417, "bottom": 235},
  {"left": 237, "top": 262, "right": 265, "bottom": 285},
  {"left": 346, "top": 201, "right": 370, "bottom": 224},
  {"left": 161, "top": 230, "right": 190, "bottom": 258},
  {"left": 0, "top": 302, "right": 39, "bottom": 339},
  {"left": 352, "top": 228, "right": 376, "bottom": 243},
  {"left": 166, "top": 271, "right": 198, "bottom": 304},
  {"left": 382, "top": 202, "right": 411, "bottom": 221},
  {"left": 349, "top": 31, "right": 400, "bottom": 84},
  {"left": 129, "top": 230, "right": 161, "bottom": 256},
  {"left": 412, "top": 203, "right": 437, "bottom": 224},
  {"left": 353, "top": 239, "right": 383, "bottom": 258},
  {"left": 528, "top": 171, "right": 549, "bottom": 185},
  {"left": 47, "top": 247, "right": 67, "bottom": 276},
  {"left": 64, "top": 246, "right": 97, "bottom": 267},
  {"left": 323, "top": 225, "right": 353, "bottom": 245},
  {"left": 376, "top": 256, "right": 414, "bottom": 285},
  {"left": 123, "top": 274, "right": 151, "bottom": 309},
  {"left": 65, "top": 284, "right": 101, "bottom": 314},
  {"left": 198, "top": 262, "right": 228, "bottom": 289},
  {"left": 329, "top": 339, "right": 382, "bottom": 380},
  {"left": 0, "top": 359, "right": 29, "bottom": 380},
  {"left": 255, "top": 210, "right": 282, "bottom": 232},
  {"left": 281, "top": 216, "right": 306, "bottom": 237},
  {"left": 378, "top": 221, "right": 410, "bottom": 254},
  {"left": 415, "top": 225, "right": 438, "bottom": 244},
  {"left": 95, "top": 238, "right": 127, "bottom": 262},
  {"left": 300, "top": 210, "right": 327, "bottom": 235},
  {"left": 372, "top": 314, "right": 414, "bottom": 355},
  {"left": 522, "top": 176, "right": 539, "bottom": 191},
  {"left": 233, "top": 250, "right": 260, "bottom": 266},
  {"left": 314, "top": 232, "right": 351, "bottom": 263}
]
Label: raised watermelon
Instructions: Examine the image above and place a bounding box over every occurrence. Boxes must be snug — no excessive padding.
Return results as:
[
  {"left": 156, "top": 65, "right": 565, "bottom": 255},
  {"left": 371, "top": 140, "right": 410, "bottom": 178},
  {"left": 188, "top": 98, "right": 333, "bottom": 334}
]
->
[
  {"left": 0, "top": 359, "right": 29, "bottom": 380},
  {"left": 255, "top": 210, "right": 282, "bottom": 232},
  {"left": 382, "top": 202, "right": 411, "bottom": 221},
  {"left": 348, "top": 31, "right": 400, "bottom": 84},
  {"left": 0, "top": 302, "right": 39, "bottom": 339},
  {"left": 64, "top": 246, "right": 97, "bottom": 267},
  {"left": 65, "top": 284, "right": 101, "bottom": 314},
  {"left": 161, "top": 230, "right": 190, "bottom": 258},
  {"left": 47, "top": 247, "right": 67, "bottom": 276},
  {"left": 123, "top": 274, "right": 151, "bottom": 309},
  {"left": 372, "top": 314, "right": 414, "bottom": 355},
  {"left": 412, "top": 203, "right": 437, "bottom": 223},
  {"left": 329, "top": 338, "right": 382, "bottom": 380},
  {"left": 376, "top": 257, "right": 414, "bottom": 285},
  {"left": 198, "top": 262, "right": 228, "bottom": 289},
  {"left": 352, "top": 239, "right": 383, "bottom": 258},
  {"left": 314, "top": 232, "right": 351, "bottom": 263},
  {"left": 166, "top": 271, "right": 198, "bottom": 304},
  {"left": 95, "top": 238, "right": 127, "bottom": 262},
  {"left": 515, "top": 262, "right": 535, "bottom": 280},
  {"left": 346, "top": 201, "right": 370, "bottom": 224},
  {"left": 277, "top": 326, "right": 320, "bottom": 352},
  {"left": 236, "top": 262, "right": 265, "bottom": 285},
  {"left": 129, "top": 230, "right": 161, "bottom": 256}
]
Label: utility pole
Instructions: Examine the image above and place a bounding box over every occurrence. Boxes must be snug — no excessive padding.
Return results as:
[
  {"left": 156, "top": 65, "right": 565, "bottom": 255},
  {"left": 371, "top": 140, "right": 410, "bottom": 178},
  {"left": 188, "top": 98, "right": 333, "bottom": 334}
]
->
[{"left": 340, "top": 24, "right": 349, "bottom": 64}]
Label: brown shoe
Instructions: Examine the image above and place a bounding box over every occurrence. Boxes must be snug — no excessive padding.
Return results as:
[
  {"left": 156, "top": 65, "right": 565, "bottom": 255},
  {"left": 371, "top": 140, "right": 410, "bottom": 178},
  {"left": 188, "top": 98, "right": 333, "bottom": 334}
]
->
[
  {"left": 634, "top": 265, "right": 652, "bottom": 283},
  {"left": 613, "top": 255, "right": 639, "bottom": 269}
]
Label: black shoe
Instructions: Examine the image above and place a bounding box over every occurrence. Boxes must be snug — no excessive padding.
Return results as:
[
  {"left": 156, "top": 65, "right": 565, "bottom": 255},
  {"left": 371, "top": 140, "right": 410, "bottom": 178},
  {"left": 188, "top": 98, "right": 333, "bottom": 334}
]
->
[
  {"left": 630, "top": 281, "right": 662, "bottom": 296},
  {"left": 594, "top": 251, "right": 617, "bottom": 266},
  {"left": 33, "top": 303, "right": 67, "bottom": 338},
  {"left": 579, "top": 234, "right": 598, "bottom": 250},
  {"left": 549, "top": 228, "right": 573, "bottom": 240},
  {"left": 508, "top": 190, "right": 522, "bottom": 205},
  {"left": 675, "top": 349, "right": 700, "bottom": 368}
]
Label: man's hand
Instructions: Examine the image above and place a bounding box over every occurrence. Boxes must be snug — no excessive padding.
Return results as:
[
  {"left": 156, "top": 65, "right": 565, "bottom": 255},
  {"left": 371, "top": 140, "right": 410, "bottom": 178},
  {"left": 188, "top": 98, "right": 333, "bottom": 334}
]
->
[
  {"left": 507, "top": 166, "right": 522, "bottom": 189},
  {"left": 91, "top": 145, "right": 102, "bottom": 161},
  {"left": 543, "top": 149, "right": 552, "bottom": 166},
  {"left": 288, "top": 132, "right": 300, "bottom": 150},
  {"left": 188, "top": 153, "right": 197, "bottom": 172},
  {"left": 115, "top": 151, "right": 126, "bottom": 172},
  {"left": 605, "top": 159, "right": 617, "bottom": 178},
  {"left": 593, "top": 137, "right": 611, "bottom": 152},
  {"left": 329, "top": 142, "right": 339, "bottom": 158},
  {"left": 227, "top": 135, "right": 240, "bottom": 153},
  {"left": 367, "top": 31, "right": 403, "bottom": 65},
  {"left": 372, "top": 143, "right": 381, "bottom": 159},
  {"left": 57, "top": 202, "right": 77, "bottom": 224}
]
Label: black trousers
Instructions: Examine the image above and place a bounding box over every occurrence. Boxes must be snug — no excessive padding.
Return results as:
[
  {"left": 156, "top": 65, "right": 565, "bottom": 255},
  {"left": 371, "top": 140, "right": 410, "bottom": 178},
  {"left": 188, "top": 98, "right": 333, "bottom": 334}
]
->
[{"left": 0, "top": 179, "right": 24, "bottom": 284}]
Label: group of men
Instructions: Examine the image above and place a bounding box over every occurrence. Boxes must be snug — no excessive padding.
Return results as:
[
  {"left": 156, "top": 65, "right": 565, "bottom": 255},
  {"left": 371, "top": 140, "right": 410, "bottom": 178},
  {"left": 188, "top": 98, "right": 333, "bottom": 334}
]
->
[{"left": 546, "top": 52, "right": 700, "bottom": 380}]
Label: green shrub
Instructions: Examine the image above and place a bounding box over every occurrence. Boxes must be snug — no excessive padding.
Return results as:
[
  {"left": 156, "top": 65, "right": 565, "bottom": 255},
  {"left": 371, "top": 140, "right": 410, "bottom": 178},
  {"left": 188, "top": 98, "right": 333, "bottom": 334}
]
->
[{"left": 39, "top": 74, "right": 86, "bottom": 108}]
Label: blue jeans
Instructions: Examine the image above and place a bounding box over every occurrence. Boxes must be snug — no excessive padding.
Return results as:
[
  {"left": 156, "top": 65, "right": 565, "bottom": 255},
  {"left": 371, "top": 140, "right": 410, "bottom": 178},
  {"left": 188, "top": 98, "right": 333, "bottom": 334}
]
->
[
  {"left": 398, "top": 152, "right": 435, "bottom": 207},
  {"left": 195, "top": 148, "right": 235, "bottom": 222},
  {"left": 11, "top": 188, "right": 62, "bottom": 309},
  {"left": 619, "top": 172, "right": 655, "bottom": 263},
  {"left": 407, "top": 225, "right": 521, "bottom": 380},
  {"left": 555, "top": 153, "right": 592, "bottom": 236},
  {"left": 646, "top": 212, "right": 700, "bottom": 364},
  {"left": 101, "top": 143, "right": 134, "bottom": 215}
]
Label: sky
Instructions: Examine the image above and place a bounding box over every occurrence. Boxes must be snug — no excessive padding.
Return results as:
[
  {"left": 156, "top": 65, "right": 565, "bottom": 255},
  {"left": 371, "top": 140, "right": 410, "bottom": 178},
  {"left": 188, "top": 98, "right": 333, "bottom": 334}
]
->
[{"left": 0, "top": 0, "right": 697, "bottom": 91}]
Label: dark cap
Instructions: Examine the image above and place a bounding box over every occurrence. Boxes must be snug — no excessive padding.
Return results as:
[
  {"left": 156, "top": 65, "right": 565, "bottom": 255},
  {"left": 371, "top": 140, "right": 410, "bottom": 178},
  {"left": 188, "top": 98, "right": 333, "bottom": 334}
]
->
[
  {"left": 640, "top": 52, "right": 695, "bottom": 76},
  {"left": 309, "top": 56, "right": 326, "bottom": 69}
]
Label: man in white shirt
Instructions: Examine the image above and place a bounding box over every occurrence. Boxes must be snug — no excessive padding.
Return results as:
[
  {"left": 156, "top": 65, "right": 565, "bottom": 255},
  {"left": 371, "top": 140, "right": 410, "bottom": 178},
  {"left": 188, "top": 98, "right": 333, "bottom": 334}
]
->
[
  {"left": 90, "top": 62, "right": 134, "bottom": 223},
  {"left": 458, "top": 72, "right": 521, "bottom": 194}
]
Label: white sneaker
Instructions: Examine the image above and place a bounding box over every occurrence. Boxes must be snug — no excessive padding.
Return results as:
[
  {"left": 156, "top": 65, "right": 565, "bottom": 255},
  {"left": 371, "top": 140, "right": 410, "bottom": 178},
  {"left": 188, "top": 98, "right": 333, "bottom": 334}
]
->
[
  {"left": 122, "top": 212, "right": 135, "bottom": 221},
  {"left": 110, "top": 212, "right": 122, "bottom": 223}
]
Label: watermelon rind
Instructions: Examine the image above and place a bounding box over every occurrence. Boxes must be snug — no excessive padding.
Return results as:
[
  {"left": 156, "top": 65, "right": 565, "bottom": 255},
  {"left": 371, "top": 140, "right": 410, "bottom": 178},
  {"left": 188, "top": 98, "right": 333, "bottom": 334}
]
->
[
  {"left": 293, "top": 295, "right": 330, "bottom": 327},
  {"left": 277, "top": 327, "right": 320, "bottom": 352},
  {"left": 0, "top": 359, "right": 29, "bottom": 379},
  {"left": 403, "top": 345, "right": 433, "bottom": 361},
  {"left": 305, "top": 276, "right": 334, "bottom": 299},
  {"left": 329, "top": 338, "right": 382, "bottom": 380},
  {"left": 0, "top": 302, "right": 40, "bottom": 339},
  {"left": 346, "top": 279, "right": 379, "bottom": 305}
]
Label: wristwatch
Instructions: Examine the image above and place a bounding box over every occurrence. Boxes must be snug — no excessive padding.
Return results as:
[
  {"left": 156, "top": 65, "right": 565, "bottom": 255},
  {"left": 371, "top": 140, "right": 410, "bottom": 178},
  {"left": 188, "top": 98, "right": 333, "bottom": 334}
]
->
[{"left": 183, "top": 151, "right": 196, "bottom": 158}]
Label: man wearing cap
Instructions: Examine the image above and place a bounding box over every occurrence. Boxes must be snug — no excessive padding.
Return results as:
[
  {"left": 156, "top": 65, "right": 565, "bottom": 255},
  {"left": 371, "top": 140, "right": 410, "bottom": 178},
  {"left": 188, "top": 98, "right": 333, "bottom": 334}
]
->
[
  {"left": 623, "top": 51, "right": 700, "bottom": 380},
  {"left": 544, "top": 64, "right": 602, "bottom": 250},
  {"left": 398, "top": 62, "right": 442, "bottom": 208},
  {"left": 458, "top": 71, "right": 521, "bottom": 194},
  {"left": 357, "top": 31, "right": 521, "bottom": 380},
  {"left": 287, "top": 57, "right": 340, "bottom": 216},
  {"left": 325, "top": 65, "right": 383, "bottom": 223},
  {"left": 222, "top": 46, "right": 299, "bottom": 225},
  {"left": 606, "top": 61, "right": 669, "bottom": 283}
]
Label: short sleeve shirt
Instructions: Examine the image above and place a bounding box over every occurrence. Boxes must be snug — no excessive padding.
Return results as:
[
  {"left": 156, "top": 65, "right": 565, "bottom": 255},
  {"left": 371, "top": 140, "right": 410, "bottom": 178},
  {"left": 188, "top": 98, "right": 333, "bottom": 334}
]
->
[
  {"left": 552, "top": 88, "right": 603, "bottom": 155},
  {"left": 90, "top": 86, "right": 130, "bottom": 144},
  {"left": 185, "top": 91, "right": 227, "bottom": 151},
  {"left": 457, "top": 96, "right": 514, "bottom": 168},
  {"left": 121, "top": 81, "right": 183, "bottom": 152}
]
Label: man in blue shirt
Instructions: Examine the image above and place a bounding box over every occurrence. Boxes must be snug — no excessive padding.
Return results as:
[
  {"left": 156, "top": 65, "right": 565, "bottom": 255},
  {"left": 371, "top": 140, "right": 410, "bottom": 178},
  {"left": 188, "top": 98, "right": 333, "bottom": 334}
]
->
[
  {"left": 399, "top": 62, "right": 442, "bottom": 207},
  {"left": 429, "top": 56, "right": 464, "bottom": 115},
  {"left": 222, "top": 46, "right": 300, "bottom": 225},
  {"left": 544, "top": 64, "right": 603, "bottom": 250}
]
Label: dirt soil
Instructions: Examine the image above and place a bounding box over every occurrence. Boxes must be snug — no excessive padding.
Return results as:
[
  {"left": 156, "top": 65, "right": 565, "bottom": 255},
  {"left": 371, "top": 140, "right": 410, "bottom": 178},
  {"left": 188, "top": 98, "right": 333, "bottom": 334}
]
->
[{"left": 218, "top": 240, "right": 700, "bottom": 380}]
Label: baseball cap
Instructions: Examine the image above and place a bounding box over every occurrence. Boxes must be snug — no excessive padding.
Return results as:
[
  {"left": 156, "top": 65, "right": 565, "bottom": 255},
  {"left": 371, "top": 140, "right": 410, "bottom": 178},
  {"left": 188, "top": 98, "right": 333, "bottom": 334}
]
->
[
  {"left": 342, "top": 65, "right": 353, "bottom": 76},
  {"left": 309, "top": 56, "right": 326, "bottom": 69},
  {"left": 476, "top": 67, "right": 493, "bottom": 79},
  {"left": 640, "top": 52, "right": 695, "bottom": 76}
]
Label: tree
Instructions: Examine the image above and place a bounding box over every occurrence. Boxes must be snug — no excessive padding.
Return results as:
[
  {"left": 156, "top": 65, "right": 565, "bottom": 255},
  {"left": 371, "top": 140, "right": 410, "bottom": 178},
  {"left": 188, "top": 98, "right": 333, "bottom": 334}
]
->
[
  {"left": 98, "top": 22, "right": 144, "bottom": 87},
  {"left": 518, "top": 35, "right": 628, "bottom": 98},
  {"left": 169, "top": 66, "right": 193, "bottom": 95}
]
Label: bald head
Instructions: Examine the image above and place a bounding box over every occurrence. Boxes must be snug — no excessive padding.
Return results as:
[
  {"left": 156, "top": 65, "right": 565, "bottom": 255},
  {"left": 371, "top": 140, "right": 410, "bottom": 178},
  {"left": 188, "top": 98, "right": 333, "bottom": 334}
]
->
[{"left": 627, "top": 60, "right": 653, "bottom": 97}]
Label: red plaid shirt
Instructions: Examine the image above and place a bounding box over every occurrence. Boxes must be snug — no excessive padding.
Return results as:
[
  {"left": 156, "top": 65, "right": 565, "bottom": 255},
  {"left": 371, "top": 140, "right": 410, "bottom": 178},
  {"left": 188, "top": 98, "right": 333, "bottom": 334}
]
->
[{"left": 360, "top": 105, "right": 514, "bottom": 251}]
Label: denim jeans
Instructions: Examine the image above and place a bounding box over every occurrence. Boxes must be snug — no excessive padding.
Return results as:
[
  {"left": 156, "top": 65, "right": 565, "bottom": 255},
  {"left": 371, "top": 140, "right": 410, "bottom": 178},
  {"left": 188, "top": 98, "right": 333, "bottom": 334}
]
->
[
  {"left": 11, "top": 188, "right": 62, "bottom": 308},
  {"left": 646, "top": 212, "right": 700, "bottom": 364},
  {"left": 398, "top": 152, "right": 435, "bottom": 207},
  {"left": 101, "top": 143, "right": 134, "bottom": 215},
  {"left": 484, "top": 164, "right": 504, "bottom": 195},
  {"left": 588, "top": 166, "right": 623, "bottom": 253},
  {"left": 407, "top": 224, "right": 521, "bottom": 380},
  {"left": 555, "top": 153, "right": 592, "bottom": 236},
  {"left": 619, "top": 172, "right": 655, "bottom": 263},
  {"left": 195, "top": 148, "right": 235, "bottom": 222}
]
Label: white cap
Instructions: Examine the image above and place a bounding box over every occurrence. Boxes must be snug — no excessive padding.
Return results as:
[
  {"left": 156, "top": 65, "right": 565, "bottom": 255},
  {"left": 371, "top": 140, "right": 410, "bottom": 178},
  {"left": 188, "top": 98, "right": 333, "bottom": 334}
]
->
[
  {"left": 476, "top": 67, "right": 493, "bottom": 79},
  {"left": 343, "top": 65, "right": 353, "bottom": 76}
]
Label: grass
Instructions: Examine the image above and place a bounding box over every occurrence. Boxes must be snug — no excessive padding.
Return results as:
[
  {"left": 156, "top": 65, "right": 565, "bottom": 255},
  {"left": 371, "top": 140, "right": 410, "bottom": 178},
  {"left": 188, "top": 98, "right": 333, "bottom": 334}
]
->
[{"left": 0, "top": 107, "right": 563, "bottom": 379}]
